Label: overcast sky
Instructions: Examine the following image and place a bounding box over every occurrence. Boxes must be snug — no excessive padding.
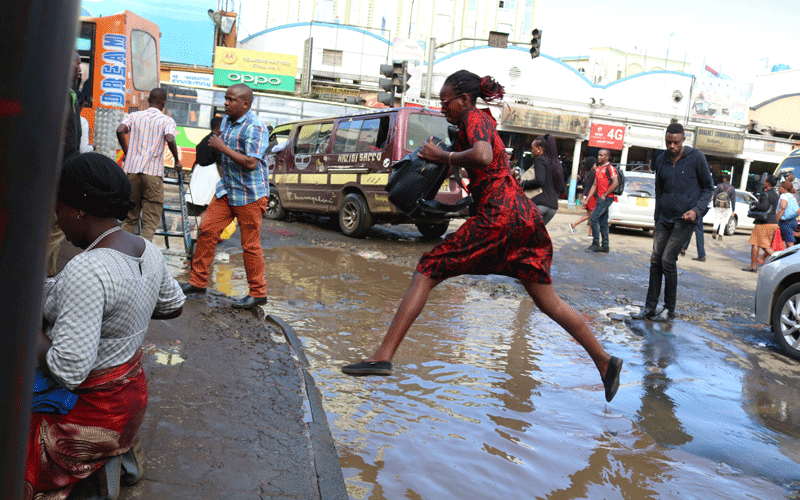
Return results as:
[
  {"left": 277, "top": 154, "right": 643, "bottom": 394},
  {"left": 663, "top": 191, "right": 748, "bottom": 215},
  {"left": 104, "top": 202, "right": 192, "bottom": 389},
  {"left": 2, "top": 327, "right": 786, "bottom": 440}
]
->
[{"left": 81, "top": 0, "right": 797, "bottom": 81}]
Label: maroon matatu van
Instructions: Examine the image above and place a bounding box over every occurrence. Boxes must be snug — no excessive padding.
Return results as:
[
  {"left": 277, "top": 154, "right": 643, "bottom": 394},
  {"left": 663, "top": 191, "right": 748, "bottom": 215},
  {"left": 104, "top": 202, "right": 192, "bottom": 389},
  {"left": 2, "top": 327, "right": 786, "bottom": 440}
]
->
[{"left": 264, "top": 107, "right": 470, "bottom": 238}]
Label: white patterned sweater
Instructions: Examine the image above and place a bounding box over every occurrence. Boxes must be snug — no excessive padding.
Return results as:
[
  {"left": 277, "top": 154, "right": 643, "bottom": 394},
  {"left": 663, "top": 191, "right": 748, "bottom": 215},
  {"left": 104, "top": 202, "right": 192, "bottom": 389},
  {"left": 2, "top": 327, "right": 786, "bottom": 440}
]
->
[{"left": 43, "top": 240, "right": 185, "bottom": 389}]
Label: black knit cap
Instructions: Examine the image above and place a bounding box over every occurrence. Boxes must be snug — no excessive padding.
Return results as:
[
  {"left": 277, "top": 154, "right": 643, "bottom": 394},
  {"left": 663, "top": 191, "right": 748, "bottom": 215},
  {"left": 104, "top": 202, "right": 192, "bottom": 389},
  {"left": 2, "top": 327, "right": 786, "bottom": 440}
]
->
[{"left": 58, "top": 152, "right": 134, "bottom": 220}]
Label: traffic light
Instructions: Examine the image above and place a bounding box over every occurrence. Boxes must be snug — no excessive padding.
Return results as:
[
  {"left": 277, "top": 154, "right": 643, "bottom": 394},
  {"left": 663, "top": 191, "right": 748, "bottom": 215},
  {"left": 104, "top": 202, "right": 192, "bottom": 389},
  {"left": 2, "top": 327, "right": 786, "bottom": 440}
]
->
[
  {"left": 392, "top": 61, "right": 411, "bottom": 93},
  {"left": 378, "top": 62, "right": 411, "bottom": 107},
  {"left": 530, "top": 29, "right": 542, "bottom": 59},
  {"left": 378, "top": 63, "right": 395, "bottom": 107}
]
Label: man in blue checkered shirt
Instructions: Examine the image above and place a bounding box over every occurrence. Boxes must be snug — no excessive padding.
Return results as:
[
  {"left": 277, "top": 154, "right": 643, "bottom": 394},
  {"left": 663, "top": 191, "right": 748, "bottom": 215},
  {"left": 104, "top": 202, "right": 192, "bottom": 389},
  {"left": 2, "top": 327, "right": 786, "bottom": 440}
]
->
[{"left": 181, "top": 84, "right": 270, "bottom": 309}]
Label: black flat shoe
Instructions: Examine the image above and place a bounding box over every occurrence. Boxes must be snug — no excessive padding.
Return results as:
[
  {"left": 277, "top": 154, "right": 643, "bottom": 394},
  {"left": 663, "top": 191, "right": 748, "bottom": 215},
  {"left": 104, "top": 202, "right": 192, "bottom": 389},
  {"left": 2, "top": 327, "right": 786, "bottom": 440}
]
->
[
  {"left": 232, "top": 295, "right": 267, "bottom": 309},
  {"left": 603, "top": 356, "right": 623, "bottom": 402},
  {"left": 630, "top": 308, "right": 656, "bottom": 320},
  {"left": 180, "top": 282, "right": 206, "bottom": 294},
  {"left": 651, "top": 308, "right": 676, "bottom": 322},
  {"left": 341, "top": 360, "right": 393, "bottom": 376}
]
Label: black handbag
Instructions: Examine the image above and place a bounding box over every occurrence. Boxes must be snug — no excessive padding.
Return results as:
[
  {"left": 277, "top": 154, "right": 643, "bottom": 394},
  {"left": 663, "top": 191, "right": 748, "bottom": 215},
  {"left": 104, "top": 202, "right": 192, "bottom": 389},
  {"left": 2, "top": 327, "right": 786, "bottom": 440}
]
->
[
  {"left": 385, "top": 136, "right": 472, "bottom": 218},
  {"left": 748, "top": 200, "right": 769, "bottom": 221}
]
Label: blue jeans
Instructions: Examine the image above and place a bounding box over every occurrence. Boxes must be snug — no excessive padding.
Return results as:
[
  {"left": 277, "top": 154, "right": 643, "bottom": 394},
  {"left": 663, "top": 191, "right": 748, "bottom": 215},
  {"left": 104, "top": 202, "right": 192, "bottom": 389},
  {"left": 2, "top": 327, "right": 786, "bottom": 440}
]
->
[
  {"left": 681, "top": 218, "right": 705, "bottom": 258},
  {"left": 645, "top": 219, "right": 695, "bottom": 312},
  {"left": 589, "top": 196, "right": 614, "bottom": 248}
]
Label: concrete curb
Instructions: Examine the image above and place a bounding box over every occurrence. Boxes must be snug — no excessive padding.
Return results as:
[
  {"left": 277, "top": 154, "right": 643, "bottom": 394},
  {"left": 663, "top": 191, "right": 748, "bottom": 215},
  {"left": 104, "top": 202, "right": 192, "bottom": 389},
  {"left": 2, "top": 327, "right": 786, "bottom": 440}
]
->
[{"left": 266, "top": 314, "right": 348, "bottom": 500}]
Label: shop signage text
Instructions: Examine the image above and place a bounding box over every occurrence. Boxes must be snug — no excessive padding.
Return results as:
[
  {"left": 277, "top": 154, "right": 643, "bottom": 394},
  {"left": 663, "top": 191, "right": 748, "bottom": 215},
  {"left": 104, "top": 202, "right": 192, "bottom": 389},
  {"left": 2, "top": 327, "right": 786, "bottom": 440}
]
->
[
  {"left": 695, "top": 127, "right": 744, "bottom": 154},
  {"left": 589, "top": 123, "right": 625, "bottom": 150}
]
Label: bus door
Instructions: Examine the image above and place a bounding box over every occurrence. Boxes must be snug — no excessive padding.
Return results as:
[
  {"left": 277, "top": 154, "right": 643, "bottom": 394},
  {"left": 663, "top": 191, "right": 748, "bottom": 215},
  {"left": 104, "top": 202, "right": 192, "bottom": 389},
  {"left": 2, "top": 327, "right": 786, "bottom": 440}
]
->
[
  {"left": 288, "top": 121, "right": 334, "bottom": 212},
  {"left": 77, "top": 10, "right": 160, "bottom": 161}
]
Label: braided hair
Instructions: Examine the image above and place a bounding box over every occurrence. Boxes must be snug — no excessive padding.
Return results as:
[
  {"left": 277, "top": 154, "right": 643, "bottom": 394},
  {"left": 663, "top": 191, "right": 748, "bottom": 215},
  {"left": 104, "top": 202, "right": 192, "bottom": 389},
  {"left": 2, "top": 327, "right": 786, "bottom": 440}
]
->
[
  {"left": 443, "top": 70, "right": 504, "bottom": 105},
  {"left": 58, "top": 152, "right": 134, "bottom": 220}
]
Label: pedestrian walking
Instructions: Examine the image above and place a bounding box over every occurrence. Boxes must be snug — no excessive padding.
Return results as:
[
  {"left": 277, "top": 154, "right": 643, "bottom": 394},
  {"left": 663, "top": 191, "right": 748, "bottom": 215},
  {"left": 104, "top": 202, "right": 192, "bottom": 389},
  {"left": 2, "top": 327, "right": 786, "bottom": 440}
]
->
[
  {"left": 30, "top": 153, "right": 184, "bottom": 498},
  {"left": 631, "top": 122, "right": 713, "bottom": 321},
  {"left": 776, "top": 179, "right": 798, "bottom": 248},
  {"left": 680, "top": 218, "right": 706, "bottom": 262},
  {"left": 116, "top": 88, "right": 182, "bottom": 241},
  {"left": 583, "top": 149, "right": 618, "bottom": 253},
  {"left": 180, "top": 84, "right": 270, "bottom": 309},
  {"left": 568, "top": 157, "right": 597, "bottom": 235},
  {"left": 711, "top": 174, "right": 735, "bottom": 242},
  {"left": 744, "top": 175, "right": 780, "bottom": 271},
  {"left": 341, "top": 70, "right": 623, "bottom": 403},
  {"left": 519, "top": 133, "right": 565, "bottom": 225}
]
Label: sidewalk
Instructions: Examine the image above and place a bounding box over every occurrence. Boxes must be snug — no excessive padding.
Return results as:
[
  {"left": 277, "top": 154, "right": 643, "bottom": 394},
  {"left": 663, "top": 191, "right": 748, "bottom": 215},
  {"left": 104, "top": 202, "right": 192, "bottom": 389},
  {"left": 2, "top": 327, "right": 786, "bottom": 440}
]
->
[{"left": 117, "top": 292, "right": 347, "bottom": 500}]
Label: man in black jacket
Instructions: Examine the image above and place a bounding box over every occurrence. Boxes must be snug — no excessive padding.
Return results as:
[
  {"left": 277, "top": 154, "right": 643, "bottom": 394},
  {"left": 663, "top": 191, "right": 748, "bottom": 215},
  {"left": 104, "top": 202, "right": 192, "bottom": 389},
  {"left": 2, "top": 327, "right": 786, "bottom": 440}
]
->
[{"left": 632, "top": 123, "right": 713, "bottom": 321}]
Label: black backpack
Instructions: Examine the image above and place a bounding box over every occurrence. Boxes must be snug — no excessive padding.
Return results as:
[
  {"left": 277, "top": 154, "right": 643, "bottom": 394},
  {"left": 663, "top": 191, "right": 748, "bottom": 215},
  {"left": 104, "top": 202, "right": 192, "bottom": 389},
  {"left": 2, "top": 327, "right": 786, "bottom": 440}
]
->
[{"left": 605, "top": 164, "right": 625, "bottom": 195}]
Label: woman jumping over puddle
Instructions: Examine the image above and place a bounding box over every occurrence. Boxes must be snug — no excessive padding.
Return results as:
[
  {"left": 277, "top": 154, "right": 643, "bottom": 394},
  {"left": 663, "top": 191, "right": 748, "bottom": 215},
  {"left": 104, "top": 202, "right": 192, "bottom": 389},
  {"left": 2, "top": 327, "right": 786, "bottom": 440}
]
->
[{"left": 342, "top": 70, "right": 623, "bottom": 402}]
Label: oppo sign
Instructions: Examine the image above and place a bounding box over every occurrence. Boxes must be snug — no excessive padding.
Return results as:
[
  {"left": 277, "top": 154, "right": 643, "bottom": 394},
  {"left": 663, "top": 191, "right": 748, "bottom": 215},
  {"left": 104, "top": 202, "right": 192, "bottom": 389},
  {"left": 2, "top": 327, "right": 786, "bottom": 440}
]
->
[{"left": 227, "top": 73, "right": 282, "bottom": 86}]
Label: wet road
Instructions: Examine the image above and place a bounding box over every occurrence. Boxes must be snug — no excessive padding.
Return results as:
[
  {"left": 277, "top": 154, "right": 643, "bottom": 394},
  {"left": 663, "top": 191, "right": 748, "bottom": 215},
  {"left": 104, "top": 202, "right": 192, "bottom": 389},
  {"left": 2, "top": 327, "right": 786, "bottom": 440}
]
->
[{"left": 174, "top": 212, "right": 800, "bottom": 499}]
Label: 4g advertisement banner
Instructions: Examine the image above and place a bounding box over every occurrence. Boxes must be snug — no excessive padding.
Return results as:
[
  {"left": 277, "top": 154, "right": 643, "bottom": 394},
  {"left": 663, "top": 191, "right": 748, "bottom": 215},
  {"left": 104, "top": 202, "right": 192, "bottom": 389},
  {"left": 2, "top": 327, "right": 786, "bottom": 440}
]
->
[
  {"left": 213, "top": 47, "right": 298, "bottom": 92},
  {"left": 589, "top": 123, "right": 626, "bottom": 150}
]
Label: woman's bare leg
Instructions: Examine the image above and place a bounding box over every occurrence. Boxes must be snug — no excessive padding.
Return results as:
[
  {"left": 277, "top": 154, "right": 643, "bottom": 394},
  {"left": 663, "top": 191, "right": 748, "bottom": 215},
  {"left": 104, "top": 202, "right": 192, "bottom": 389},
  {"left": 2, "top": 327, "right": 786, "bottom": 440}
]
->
[
  {"left": 522, "top": 280, "right": 612, "bottom": 378},
  {"left": 572, "top": 214, "right": 590, "bottom": 230},
  {"left": 366, "top": 271, "right": 444, "bottom": 362}
]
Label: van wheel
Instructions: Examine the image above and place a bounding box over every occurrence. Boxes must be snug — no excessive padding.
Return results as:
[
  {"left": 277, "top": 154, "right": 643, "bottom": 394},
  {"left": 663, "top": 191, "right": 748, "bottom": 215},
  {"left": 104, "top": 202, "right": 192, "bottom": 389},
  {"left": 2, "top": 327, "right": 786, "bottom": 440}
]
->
[
  {"left": 724, "top": 216, "right": 737, "bottom": 236},
  {"left": 771, "top": 283, "right": 800, "bottom": 361},
  {"left": 416, "top": 221, "right": 449, "bottom": 239},
  {"left": 265, "top": 190, "right": 287, "bottom": 221},
  {"left": 339, "top": 193, "right": 372, "bottom": 238}
]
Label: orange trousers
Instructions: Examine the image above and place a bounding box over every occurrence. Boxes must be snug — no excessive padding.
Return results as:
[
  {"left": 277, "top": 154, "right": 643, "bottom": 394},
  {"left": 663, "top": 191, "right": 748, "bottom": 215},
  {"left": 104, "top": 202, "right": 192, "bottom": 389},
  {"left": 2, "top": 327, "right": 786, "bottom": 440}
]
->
[{"left": 189, "top": 195, "right": 268, "bottom": 297}]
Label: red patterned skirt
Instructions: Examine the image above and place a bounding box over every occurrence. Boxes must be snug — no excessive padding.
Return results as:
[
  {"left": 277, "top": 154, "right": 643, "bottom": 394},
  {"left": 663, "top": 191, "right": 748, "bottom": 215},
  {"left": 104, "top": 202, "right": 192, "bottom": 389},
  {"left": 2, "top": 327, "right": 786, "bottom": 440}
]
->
[
  {"left": 25, "top": 350, "right": 148, "bottom": 500},
  {"left": 417, "top": 176, "right": 553, "bottom": 284}
]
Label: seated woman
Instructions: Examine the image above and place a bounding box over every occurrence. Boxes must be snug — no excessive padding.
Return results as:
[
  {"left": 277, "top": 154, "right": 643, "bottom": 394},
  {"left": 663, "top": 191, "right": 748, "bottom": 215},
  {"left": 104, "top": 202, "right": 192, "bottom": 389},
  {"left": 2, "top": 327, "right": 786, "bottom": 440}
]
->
[{"left": 26, "top": 153, "right": 185, "bottom": 499}]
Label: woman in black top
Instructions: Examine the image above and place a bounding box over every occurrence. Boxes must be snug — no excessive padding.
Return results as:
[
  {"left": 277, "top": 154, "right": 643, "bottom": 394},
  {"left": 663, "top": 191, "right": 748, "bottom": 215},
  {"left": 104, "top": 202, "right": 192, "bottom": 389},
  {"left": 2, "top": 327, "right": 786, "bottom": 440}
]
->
[
  {"left": 520, "top": 134, "right": 564, "bottom": 225},
  {"left": 744, "top": 174, "right": 780, "bottom": 271}
]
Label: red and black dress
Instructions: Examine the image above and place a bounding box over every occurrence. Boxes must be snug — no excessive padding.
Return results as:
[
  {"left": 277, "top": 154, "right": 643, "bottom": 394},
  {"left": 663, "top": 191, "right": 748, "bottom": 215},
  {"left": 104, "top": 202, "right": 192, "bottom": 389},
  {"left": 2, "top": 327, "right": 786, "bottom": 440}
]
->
[{"left": 417, "top": 107, "right": 553, "bottom": 284}]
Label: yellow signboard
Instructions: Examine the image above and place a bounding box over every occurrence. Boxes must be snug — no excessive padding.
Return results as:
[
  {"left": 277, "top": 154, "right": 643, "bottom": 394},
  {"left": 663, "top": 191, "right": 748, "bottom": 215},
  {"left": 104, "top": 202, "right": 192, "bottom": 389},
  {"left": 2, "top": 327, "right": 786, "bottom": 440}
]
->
[
  {"left": 214, "top": 47, "right": 297, "bottom": 75},
  {"left": 501, "top": 102, "right": 589, "bottom": 135},
  {"left": 695, "top": 127, "right": 744, "bottom": 154},
  {"left": 213, "top": 47, "right": 298, "bottom": 92}
]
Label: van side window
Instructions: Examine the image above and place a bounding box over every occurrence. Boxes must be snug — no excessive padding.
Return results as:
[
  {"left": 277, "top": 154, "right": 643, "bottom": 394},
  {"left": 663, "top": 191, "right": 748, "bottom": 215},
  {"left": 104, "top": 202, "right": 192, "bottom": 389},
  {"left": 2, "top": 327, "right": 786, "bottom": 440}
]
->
[
  {"left": 333, "top": 120, "right": 361, "bottom": 153},
  {"left": 295, "top": 124, "right": 318, "bottom": 155},
  {"left": 316, "top": 122, "right": 333, "bottom": 153},
  {"left": 356, "top": 118, "right": 390, "bottom": 151}
]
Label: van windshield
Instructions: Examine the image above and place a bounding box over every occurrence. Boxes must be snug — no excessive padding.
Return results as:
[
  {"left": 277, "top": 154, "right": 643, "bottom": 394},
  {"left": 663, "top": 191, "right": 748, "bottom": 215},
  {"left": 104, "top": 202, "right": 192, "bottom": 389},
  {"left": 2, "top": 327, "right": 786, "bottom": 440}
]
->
[{"left": 405, "top": 113, "right": 452, "bottom": 152}]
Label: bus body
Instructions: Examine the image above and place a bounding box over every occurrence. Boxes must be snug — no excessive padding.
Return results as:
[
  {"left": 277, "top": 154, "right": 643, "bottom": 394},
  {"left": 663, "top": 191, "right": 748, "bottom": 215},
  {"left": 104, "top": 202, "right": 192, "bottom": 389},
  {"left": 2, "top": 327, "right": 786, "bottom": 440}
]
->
[{"left": 77, "top": 11, "right": 160, "bottom": 161}]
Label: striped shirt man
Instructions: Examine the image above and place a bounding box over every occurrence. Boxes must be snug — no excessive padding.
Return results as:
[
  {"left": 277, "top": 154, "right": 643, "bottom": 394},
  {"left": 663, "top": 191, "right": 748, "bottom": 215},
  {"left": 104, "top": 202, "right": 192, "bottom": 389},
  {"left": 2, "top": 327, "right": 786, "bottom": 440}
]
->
[
  {"left": 215, "top": 110, "right": 268, "bottom": 206},
  {"left": 120, "top": 107, "right": 177, "bottom": 177}
]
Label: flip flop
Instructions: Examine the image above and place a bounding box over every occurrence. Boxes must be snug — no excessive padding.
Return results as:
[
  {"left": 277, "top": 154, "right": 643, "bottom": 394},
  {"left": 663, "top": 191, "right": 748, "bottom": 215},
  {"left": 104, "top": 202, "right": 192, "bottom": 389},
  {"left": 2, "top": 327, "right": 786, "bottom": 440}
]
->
[
  {"left": 602, "top": 356, "right": 623, "bottom": 402},
  {"left": 741, "top": 267, "right": 757, "bottom": 272},
  {"left": 341, "top": 360, "right": 392, "bottom": 376}
]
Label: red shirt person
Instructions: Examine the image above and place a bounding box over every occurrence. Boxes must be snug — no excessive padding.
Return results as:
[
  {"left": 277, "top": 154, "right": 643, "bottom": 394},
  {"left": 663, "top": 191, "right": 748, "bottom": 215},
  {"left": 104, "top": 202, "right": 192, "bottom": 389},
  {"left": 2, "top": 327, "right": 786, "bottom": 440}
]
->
[{"left": 582, "top": 149, "right": 618, "bottom": 253}]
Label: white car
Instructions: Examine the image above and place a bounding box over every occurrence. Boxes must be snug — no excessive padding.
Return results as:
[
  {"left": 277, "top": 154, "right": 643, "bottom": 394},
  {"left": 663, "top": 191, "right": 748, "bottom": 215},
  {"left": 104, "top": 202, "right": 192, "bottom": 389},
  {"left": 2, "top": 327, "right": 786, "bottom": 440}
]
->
[
  {"left": 607, "top": 171, "right": 657, "bottom": 231},
  {"left": 702, "top": 189, "right": 757, "bottom": 235},
  {"left": 607, "top": 169, "right": 756, "bottom": 235}
]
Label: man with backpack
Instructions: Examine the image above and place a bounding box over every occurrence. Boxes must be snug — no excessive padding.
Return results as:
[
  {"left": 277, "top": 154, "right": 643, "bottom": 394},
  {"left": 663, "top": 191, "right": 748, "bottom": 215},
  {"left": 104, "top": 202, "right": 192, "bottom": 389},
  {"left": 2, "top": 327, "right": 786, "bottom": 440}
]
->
[
  {"left": 712, "top": 174, "right": 735, "bottom": 242},
  {"left": 582, "top": 149, "right": 618, "bottom": 253}
]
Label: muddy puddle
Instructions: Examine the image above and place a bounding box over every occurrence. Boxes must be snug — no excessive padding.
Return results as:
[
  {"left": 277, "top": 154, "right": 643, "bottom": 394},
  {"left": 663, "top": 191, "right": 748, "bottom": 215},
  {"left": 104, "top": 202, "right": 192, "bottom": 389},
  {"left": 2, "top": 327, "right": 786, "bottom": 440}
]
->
[{"left": 201, "top": 246, "right": 800, "bottom": 499}]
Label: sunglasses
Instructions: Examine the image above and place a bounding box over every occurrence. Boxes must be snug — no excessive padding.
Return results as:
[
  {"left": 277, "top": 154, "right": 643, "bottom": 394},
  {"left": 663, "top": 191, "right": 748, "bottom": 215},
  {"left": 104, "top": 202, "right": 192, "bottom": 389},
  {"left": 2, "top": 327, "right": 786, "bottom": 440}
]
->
[{"left": 440, "top": 95, "right": 461, "bottom": 107}]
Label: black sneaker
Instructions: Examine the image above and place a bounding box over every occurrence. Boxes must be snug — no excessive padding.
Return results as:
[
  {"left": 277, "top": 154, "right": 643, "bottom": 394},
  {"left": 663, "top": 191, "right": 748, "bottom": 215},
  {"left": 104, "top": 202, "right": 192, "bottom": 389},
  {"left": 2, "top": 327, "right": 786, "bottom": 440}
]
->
[
  {"left": 585, "top": 244, "right": 600, "bottom": 252},
  {"left": 651, "top": 308, "right": 676, "bottom": 322},
  {"left": 631, "top": 308, "right": 656, "bottom": 320},
  {"left": 599, "top": 246, "right": 609, "bottom": 253}
]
